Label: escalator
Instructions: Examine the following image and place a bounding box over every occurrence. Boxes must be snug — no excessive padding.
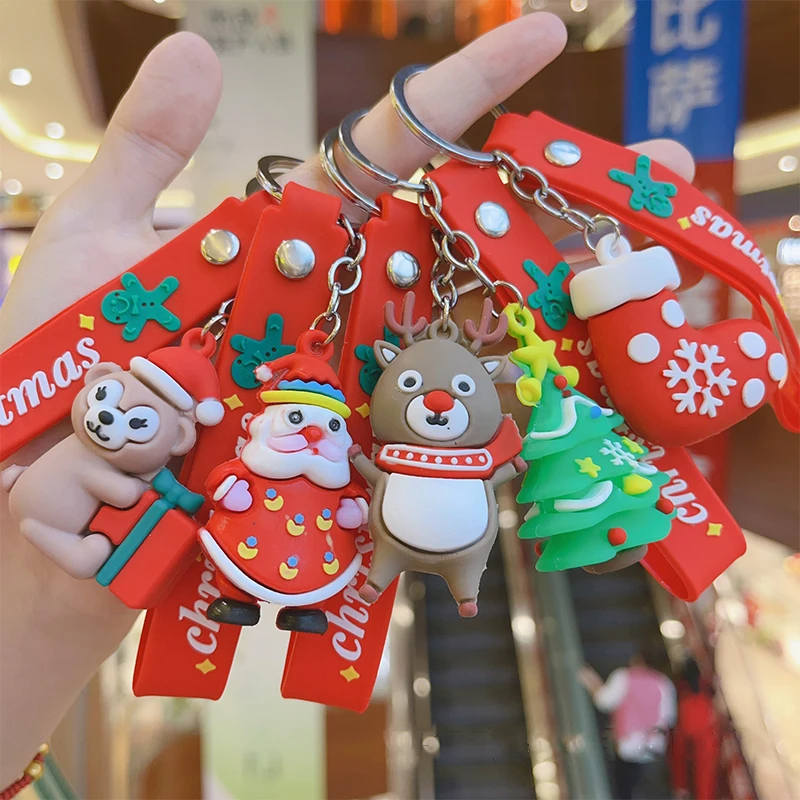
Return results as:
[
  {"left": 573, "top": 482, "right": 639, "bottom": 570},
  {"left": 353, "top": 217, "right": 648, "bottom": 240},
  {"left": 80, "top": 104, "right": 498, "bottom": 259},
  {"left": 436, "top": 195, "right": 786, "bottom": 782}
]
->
[
  {"left": 422, "top": 545, "right": 535, "bottom": 800},
  {"left": 567, "top": 565, "right": 669, "bottom": 679},
  {"left": 566, "top": 564, "right": 673, "bottom": 796}
]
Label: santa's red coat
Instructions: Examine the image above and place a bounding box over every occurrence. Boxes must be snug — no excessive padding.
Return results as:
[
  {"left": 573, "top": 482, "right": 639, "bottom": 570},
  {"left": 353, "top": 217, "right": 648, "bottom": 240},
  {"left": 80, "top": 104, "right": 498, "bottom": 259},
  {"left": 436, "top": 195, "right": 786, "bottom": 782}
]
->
[{"left": 200, "top": 459, "right": 365, "bottom": 604}]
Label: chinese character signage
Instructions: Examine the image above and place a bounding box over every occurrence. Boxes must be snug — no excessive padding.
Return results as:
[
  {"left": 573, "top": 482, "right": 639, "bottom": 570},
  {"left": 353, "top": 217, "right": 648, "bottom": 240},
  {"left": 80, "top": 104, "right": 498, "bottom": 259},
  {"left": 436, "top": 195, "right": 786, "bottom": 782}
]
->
[
  {"left": 182, "top": 2, "right": 316, "bottom": 215},
  {"left": 625, "top": 0, "right": 745, "bottom": 161}
]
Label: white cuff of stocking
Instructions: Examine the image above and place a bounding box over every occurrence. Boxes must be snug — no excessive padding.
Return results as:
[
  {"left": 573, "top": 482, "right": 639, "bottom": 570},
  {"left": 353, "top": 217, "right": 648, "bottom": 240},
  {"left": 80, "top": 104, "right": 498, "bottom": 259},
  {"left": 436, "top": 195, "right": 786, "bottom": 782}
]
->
[{"left": 570, "top": 245, "right": 681, "bottom": 320}]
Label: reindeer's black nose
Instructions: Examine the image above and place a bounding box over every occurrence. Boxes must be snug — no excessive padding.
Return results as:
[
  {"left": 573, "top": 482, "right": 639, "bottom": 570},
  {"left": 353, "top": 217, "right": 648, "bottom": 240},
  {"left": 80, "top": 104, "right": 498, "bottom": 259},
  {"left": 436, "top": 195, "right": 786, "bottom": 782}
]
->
[{"left": 98, "top": 410, "right": 114, "bottom": 425}]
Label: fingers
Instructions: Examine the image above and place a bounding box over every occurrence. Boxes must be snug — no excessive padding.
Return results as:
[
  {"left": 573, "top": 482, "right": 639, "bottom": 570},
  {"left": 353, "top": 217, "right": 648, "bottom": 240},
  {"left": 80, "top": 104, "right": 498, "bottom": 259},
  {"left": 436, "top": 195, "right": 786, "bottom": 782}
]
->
[
  {"left": 77, "top": 33, "right": 222, "bottom": 225},
  {"left": 630, "top": 138, "right": 695, "bottom": 183},
  {"left": 288, "top": 13, "right": 567, "bottom": 202},
  {"left": 628, "top": 140, "right": 704, "bottom": 288},
  {"left": 354, "top": 12, "right": 567, "bottom": 181}
]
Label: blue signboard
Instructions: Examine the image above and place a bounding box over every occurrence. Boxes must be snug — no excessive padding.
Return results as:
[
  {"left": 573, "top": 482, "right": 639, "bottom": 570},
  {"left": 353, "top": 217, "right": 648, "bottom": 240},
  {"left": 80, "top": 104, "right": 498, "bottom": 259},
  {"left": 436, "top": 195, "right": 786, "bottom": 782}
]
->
[{"left": 625, "top": 0, "right": 745, "bottom": 161}]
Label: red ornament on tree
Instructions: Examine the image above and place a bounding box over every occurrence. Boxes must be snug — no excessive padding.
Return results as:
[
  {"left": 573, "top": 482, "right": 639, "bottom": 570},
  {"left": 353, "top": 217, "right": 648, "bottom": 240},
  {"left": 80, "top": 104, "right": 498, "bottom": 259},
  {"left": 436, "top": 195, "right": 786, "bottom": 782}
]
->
[{"left": 607, "top": 527, "right": 628, "bottom": 547}]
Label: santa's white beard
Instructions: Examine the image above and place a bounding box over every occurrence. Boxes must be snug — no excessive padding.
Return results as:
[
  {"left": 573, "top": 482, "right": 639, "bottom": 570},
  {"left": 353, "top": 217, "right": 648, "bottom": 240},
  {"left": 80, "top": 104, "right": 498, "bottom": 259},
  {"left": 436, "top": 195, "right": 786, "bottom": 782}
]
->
[{"left": 241, "top": 441, "right": 351, "bottom": 488}]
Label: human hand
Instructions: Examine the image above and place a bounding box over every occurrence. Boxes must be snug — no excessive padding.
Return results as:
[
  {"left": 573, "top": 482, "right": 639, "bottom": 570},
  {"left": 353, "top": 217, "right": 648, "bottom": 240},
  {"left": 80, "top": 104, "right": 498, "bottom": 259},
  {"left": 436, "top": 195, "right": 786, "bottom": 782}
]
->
[
  {"left": 0, "top": 13, "right": 696, "bottom": 785},
  {"left": 577, "top": 664, "right": 603, "bottom": 694}
]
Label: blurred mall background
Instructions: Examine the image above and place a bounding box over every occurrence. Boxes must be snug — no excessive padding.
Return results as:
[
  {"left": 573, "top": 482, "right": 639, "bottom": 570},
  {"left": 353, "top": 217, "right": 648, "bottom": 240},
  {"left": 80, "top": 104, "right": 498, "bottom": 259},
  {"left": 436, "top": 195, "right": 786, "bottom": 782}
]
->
[{"left": 0, "top": 1, "right": 798, "bottom": 798}]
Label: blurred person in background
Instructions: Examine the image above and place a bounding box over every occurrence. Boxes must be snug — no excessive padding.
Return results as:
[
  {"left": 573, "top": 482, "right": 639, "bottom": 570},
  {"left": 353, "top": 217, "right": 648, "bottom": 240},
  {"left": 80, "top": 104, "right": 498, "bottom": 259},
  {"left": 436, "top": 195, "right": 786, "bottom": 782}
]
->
[
  {"left": 579, "top": 643, "right": 677, "bottom": 800},
  {"left": 671, "top": 657, "right": 719, "bottom": 800}
]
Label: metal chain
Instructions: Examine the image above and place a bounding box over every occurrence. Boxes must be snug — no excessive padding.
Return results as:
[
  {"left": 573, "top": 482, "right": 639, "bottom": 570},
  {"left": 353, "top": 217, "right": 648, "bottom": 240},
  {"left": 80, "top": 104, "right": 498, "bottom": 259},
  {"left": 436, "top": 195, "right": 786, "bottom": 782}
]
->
[
  {"left": 310, "top": 216, "right": 366, "bottom": 345},
  {"left": 418, "top": 174, "right": 525, "bottom": 320},
  {"left": 495, "top": 150, "right": 623, "bottom": 254}
]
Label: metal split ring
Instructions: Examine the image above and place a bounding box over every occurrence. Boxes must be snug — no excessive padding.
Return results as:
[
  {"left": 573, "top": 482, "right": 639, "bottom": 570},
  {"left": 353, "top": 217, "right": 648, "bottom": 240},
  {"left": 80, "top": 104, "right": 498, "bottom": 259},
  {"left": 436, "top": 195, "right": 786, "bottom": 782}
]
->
[
  {"left": 339, "top": 109, "right": 428, "bottom": 193},
  {"left": 201, "top": 298, "right": 235, "bottom": 341},
  {"left": 390, "top": 64, "right": 506, "bottom": 166},
  {"left": 254, "top": 155, "right": 303, "bottom": 202},
  {"left": 319, "top": 128, "right": 380, "bottom": 216}
]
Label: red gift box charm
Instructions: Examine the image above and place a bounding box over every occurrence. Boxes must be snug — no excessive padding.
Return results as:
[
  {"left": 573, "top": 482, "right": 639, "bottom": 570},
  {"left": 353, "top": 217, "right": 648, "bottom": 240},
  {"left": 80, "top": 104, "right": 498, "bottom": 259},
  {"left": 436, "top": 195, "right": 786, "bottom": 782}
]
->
[
  {"left": 570, "top": 236, "right": 787, "bottom": 447},
  {"left": 91, "top": 469, "right": 205, "bottom": 609}
]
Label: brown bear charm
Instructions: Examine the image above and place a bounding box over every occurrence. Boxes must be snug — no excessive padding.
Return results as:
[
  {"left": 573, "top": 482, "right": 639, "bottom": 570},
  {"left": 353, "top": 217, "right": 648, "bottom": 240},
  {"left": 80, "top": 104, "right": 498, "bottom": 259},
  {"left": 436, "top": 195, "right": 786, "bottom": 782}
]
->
[
  {"left": 1, "top": 329, "right": 224, "bottom": 580},
  {"left": 349, "top": 294, "right": 525, "bottom": 617}
]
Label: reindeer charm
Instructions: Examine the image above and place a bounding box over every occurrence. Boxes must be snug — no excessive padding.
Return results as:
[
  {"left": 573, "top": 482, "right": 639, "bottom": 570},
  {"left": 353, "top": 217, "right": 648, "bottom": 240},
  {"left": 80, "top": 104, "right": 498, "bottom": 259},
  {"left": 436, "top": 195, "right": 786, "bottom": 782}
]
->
[{"left": 349, "top": 294, "right": 525, "bottom": 617}]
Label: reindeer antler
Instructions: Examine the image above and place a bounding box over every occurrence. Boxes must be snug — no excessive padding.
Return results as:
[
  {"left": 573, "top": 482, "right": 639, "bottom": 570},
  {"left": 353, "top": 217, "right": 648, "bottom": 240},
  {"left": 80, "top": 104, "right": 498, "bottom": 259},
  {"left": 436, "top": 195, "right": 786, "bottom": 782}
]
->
[
  {"left": 463, "top": 298, "right": 509, "bottom": 354},
  {"left": 384, "top": 292, "right": 428, "bottom": 348}
]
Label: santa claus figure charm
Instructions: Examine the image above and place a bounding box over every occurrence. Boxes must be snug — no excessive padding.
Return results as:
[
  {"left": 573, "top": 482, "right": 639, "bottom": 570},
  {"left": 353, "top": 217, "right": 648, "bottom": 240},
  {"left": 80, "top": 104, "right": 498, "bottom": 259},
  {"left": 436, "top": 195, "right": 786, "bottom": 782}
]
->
[
  {"left": 349, "top": 294, "right": 525, "bottom": 618},
  {"left": 199, "top": 330, "right": 368, "bottom": 634}
]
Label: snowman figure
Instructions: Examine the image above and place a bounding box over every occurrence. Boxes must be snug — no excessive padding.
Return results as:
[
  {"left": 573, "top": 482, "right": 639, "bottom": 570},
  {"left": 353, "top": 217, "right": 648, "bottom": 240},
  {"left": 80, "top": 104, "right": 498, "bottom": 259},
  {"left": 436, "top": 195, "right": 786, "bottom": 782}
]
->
[{"left": 199, "top": 331, "right": 368, "bottom": 634}]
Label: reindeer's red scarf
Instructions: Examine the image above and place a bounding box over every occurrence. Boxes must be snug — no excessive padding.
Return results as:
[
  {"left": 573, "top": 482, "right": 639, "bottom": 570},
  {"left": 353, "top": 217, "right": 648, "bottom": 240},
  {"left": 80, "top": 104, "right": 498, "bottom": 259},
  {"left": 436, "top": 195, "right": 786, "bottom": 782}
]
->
[{"left": 375, "top": 415, "right": 522, "bottom": 479}]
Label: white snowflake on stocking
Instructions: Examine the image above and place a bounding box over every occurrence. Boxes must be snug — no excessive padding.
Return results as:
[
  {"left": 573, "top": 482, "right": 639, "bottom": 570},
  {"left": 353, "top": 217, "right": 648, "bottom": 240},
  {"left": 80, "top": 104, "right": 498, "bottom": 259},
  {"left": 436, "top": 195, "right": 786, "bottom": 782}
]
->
[
  {"left": 599, "top": 439, "right": 657, "bottom": 475},
  {"left": 663, "top": 338, "right": 737, "bottom": 418}
]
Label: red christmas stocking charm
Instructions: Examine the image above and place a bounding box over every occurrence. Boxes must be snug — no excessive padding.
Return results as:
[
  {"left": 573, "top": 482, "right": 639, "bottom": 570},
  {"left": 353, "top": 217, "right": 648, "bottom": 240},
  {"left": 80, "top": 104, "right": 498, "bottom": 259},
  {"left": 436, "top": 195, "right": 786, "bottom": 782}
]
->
[{"left": 571, "top": 236, "right": 788, "bottom": 447}]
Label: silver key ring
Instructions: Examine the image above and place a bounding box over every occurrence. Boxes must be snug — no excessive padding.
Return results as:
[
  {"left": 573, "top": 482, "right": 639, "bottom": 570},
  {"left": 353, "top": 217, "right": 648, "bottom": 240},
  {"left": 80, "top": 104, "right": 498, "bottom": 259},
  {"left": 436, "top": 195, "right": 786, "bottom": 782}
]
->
[
  {"left": 255, "top": 155, "right": 303, "bottom": 202},
  {"left": 338, "top": 109, "right": 428, "bottom": 193},
  {"left": 390, "top": 64, "right": 507, "bottom": 167},
  {"left": 319, "top": 128, "right": 380, "bottom": 216}
]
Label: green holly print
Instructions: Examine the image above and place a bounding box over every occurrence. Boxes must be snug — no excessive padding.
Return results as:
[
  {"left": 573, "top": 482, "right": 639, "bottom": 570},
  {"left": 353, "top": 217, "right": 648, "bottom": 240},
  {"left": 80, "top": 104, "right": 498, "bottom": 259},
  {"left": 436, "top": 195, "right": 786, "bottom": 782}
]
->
[
  {"left": 229, "top": 313, "right": 295, "bottom": 389},
  {"left": 100, "top": 273, "right": 180, "bottom": 342},
  {"left": 523, "top": 259, "right": 573, "bottom": 331},
  {"left": 609, "top": 154, "right": 677, "bottom": 218},
  {"left": 355, "top": 328, "right": 401, "bottom": 395}
]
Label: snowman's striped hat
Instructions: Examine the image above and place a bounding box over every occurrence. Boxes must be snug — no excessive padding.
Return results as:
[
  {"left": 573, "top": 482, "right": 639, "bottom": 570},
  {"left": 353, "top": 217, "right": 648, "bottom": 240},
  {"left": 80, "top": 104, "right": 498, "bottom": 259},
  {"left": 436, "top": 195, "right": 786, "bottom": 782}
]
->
[{"left": 256, "top": 331, "right": 350, "bottom": 419}]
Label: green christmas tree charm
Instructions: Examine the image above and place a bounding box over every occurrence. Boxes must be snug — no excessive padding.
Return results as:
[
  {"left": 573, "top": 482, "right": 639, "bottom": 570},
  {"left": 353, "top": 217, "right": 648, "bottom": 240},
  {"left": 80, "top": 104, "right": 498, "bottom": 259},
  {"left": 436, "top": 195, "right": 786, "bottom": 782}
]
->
[{"left": 504, "top": 304, "right": 676, "bottom": 573}]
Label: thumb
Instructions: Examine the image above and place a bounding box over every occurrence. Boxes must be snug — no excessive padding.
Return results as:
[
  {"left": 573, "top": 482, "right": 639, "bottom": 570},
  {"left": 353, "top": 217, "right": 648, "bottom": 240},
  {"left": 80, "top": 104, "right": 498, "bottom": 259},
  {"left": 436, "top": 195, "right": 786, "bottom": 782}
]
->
[{"left": 77, "top": 32, "right": 222, "bottom": 225}]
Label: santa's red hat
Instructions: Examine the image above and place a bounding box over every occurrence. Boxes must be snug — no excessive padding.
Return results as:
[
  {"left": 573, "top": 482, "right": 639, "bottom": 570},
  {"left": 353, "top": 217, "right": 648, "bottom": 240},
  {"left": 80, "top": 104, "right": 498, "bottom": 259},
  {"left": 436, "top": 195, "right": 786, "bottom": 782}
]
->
[
  {"left": 130, "top": 329, "right": 224, "bottom": 426},
  {"left": 256, "top": 330, "right": 350, "bottom": 419}
]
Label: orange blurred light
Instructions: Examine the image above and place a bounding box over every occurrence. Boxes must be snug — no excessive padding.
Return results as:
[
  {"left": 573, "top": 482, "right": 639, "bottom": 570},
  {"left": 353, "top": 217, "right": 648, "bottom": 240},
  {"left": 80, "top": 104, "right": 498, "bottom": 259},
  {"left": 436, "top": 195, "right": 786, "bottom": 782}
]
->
[
  {"left": 380, "top": 0, "right": 397, "bottom": 38},
  {"left": 323, "top": 0, "right": 343, "bottom": 34}
]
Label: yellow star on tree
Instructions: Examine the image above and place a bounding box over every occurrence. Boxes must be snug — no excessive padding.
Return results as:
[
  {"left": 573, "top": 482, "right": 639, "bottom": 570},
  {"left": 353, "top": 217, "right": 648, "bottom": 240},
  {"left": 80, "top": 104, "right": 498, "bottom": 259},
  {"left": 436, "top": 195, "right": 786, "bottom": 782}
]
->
[{"left": 575, "top": 457, "right": 601, "bottom": 478}]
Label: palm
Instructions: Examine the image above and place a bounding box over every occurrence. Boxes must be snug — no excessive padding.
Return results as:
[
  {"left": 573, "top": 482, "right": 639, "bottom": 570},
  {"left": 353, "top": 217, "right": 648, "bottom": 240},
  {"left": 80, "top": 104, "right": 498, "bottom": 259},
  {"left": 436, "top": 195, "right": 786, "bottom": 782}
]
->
[{"left": 0, "top": 15, "right": 696, "bottom": 784}]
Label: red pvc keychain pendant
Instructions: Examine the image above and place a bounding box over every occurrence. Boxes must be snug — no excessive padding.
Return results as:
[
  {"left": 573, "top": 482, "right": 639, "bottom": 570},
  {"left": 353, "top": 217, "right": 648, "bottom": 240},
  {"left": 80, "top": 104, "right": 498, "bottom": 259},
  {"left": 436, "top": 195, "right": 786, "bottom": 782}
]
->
[
  {"left": 488, "top": 112, "right": 799, "bottom": 438},
  {"left": 133, "top": 183, "right": 350, "bottom": 701},
  {"left": 282, "top": 195, "right": 438, "bottom": 712},
  {"left": 421, "top": 153, "right": 744, "bottom": 601},
  {"left": 0, "top": 192, "right": 272, "bottom": 462}
]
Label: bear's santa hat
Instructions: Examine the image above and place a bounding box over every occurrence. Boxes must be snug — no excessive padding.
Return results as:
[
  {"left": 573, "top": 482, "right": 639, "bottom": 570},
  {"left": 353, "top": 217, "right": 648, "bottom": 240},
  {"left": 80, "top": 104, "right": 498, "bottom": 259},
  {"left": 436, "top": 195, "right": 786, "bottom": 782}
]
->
[
  {"left": 129, "top": 329, "right": 225, "bottom": 426},
  {"left": 256, "top": 331, "right": 350, "bottom": 419}
]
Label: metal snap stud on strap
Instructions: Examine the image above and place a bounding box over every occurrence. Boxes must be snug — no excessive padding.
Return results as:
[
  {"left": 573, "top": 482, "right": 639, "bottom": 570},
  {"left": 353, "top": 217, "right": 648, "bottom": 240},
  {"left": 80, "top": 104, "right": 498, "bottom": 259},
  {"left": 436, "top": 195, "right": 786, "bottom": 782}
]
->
[{"left": 390, "top": 64, "right": 506, "bottom": 166}]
